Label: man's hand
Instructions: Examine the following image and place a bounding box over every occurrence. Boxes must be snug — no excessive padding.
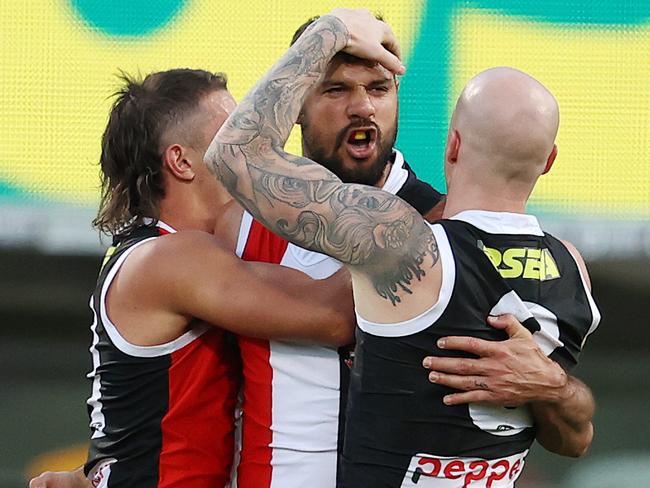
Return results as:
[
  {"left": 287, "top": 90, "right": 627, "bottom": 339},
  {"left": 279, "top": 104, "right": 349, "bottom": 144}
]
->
[
  {"left": 29, "top": 467, "right": 92, "bottom": 488},
  {"left": 325, "top": 8, "right": 405, "bottom": 75},
  {"left": 422, "top": 314, "right": 568, "bottom": 406}
]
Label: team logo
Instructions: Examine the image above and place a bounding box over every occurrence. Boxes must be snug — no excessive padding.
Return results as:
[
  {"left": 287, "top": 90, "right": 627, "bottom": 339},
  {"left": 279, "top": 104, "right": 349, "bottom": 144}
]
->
[{"left": 478, "top": 241, "right": 561, "bottom": 281}]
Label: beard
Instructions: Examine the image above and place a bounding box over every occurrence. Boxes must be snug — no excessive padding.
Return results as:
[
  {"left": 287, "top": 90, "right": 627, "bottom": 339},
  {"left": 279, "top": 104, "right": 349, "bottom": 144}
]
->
[{"left": 301, "top": 114, "right": 398, "bottom": 187}]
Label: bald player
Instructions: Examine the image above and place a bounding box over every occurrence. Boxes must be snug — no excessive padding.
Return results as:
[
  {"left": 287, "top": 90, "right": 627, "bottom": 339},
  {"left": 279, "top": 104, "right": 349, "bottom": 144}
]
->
[{"left": 206, "top": 9, "right": 599, "bottom": 487}]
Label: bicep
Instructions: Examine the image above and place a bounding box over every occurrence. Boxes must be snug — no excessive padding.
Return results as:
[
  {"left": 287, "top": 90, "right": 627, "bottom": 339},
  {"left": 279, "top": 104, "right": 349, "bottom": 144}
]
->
[{"left": 174, "top": 242, "right": 349, "bottom": 343}]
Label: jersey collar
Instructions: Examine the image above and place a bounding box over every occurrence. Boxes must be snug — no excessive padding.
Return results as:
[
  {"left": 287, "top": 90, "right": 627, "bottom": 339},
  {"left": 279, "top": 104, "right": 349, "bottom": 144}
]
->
[
  {"left": 141, "top": 217, "right": 177, "bottom": 234},
  {"left": 381, "top": 149, "right": 408, "bottom": 195},
  {"left": 449, "top": 210, "right": 544, "bottom": 236}
]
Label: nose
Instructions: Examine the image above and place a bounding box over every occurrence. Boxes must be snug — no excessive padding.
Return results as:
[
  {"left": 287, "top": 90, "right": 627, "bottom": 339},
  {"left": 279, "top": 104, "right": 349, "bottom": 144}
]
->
[{"left": 346, "top": 87, "right": 375, "bottom": 120}]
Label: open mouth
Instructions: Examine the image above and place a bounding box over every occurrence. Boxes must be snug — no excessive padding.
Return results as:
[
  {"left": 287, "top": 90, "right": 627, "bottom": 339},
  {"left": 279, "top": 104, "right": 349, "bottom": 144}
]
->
[{"left": 344, "top": 127, "right": 378, "bottom": 160}]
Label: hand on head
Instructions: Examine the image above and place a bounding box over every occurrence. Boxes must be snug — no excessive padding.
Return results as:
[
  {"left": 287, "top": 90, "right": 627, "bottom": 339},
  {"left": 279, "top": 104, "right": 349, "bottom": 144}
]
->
[{"left": 326, "top": 9, "right": 405, "bottom": 76}]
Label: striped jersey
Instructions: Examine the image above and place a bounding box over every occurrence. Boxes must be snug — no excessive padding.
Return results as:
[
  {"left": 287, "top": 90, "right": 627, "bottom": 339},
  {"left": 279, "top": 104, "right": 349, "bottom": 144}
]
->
[
  {"left": 85, "top": 221, "right": 241, "bottom": 488},
  {"left": 340, "top": 210, "right": 601, "bottom": 487},
  {"left": 232, "top": 150, "right": 443, "bottom": 488}
]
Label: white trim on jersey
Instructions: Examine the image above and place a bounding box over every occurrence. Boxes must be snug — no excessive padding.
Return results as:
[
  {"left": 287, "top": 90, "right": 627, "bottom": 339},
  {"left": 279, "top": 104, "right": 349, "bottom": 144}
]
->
[
  {"left": 285, "top": 245, "right": 342, "bottom": 279},
  {"left": 97, "top": 236, "right": 208, "bottom": 358},
  {"left": 382, "top": 149, "right": 409, "bottom": 195},
  {"left": 450, "top": 210, "right": 544, "bottom": 236},
  {"left": 236, "top": 212, "right": 254, "bottom": 258},
  {"left": 87, "top": 295, "right": 106, "bottom": 439},
  {"left": 356, "top": 223, "right": 456, "bottom": 337},
  {"left": 564, "top": 246, "right": 602, "bottom": 347}
]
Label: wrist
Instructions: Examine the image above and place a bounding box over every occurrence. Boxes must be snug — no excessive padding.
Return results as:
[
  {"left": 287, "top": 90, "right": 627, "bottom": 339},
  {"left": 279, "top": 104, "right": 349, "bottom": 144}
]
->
[
  {"left": 317, "top": 14, "right": 351, "bottom": 51},
  {"left": 544, "top": 364, "right": 572, "bottom": 404}
]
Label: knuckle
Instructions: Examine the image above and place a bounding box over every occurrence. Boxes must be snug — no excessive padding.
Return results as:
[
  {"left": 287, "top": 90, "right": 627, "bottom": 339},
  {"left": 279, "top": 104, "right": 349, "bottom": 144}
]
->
[{"left": 458, "top": 360, "right": 472, "bottom": 374}]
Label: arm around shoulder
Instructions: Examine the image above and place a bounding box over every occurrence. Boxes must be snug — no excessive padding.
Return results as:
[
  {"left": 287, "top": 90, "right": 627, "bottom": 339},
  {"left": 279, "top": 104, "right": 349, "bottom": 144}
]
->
[{"left": 157, "top": 231, "right": 355, "bottom": 345}]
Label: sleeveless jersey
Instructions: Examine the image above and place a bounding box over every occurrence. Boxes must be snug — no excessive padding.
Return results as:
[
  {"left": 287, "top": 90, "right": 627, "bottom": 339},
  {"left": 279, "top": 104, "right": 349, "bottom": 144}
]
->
[
  {"left": 85, "top": 221, "right": 240, "bottom": 488},
  {"left": 233, "top": 150, "right": 443, "bottom": 488},
  {"left": 341, "top": 210, "right": 600, "bottom": 488}
]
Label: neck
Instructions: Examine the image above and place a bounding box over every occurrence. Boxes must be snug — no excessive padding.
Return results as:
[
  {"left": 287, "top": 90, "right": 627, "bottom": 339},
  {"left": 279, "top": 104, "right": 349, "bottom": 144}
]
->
[
  {"left": 157, "top": 207, "right": 213, "bottom": 233},
  {"left": 443, "top": 182, "right": 528, "bottom": 218},
  {"left": 158, "top": 195, "right": 232, "bottom": 235}
]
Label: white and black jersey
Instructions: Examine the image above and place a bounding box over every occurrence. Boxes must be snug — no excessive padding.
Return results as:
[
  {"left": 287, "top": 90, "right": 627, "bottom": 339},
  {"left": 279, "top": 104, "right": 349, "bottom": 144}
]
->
[{"left": 340, "top": 211, "right": 600, "bottom": 487}]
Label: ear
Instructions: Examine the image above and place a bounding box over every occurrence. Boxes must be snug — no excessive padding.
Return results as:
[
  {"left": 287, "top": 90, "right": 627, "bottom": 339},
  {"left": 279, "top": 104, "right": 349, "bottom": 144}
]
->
[
  {"left": 542, "top": 144, "right": 558, "bottom": 175},
  {"left": 297, "top": 110, "right": 305, "bottom": 126},
  {"left": 162, "top": 144, "right": 195, "bottom": 181},
  {"left": 445, "top": 129, "right": 460, "bottom": 164}
]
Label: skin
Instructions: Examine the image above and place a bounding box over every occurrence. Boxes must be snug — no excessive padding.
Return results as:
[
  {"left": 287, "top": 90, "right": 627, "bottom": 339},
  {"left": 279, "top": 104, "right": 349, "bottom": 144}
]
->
[
  {"left": 28, "top": 87, "right": 355, "bottom": 488},
  {"left": 421, "top": 68, "right": 595, "bottom": 457},
  {"left": 299, "top": 53, "right": 399, "bottom": 187},
  {"left": 206, "top": 9, "right": 595, "bottom": 459},
  {"left": 29, "top": 16, "right": 594, "bottom": 487},
  {"left": 206, "top": 13, "right": 441, "bottom": 322},
  {"left": 103, "top": 89, "right": 354, "bottom": 348}
]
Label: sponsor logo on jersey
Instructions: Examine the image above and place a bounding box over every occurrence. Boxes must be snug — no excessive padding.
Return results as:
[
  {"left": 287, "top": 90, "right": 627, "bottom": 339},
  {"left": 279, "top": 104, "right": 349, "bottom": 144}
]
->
[
  {"left": 478, "top": 241, "right": 560, "bottom": 281},
  {"left": 401, "top": 451, "right": 527, "bottom": 487}
]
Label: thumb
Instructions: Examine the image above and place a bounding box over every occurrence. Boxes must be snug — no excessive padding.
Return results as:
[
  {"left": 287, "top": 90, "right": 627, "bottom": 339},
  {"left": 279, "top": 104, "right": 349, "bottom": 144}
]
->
[{"left": 487, "top": 314, "right": 532, "bottom": 339}]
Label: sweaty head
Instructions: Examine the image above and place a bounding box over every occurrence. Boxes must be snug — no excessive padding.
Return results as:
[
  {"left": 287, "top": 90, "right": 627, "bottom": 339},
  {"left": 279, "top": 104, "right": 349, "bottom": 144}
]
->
[{"left": 451, "top": 67, "right": 559, "bottom": 182}]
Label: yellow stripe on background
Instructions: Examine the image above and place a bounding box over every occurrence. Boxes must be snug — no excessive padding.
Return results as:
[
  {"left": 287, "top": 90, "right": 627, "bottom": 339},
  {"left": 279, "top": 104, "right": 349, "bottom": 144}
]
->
[
  {"left": 451, "top": 10, "right": 650, "bottom": 218},
  {"left": 0, "top": 0, "right": 421, "bottom": 204}
]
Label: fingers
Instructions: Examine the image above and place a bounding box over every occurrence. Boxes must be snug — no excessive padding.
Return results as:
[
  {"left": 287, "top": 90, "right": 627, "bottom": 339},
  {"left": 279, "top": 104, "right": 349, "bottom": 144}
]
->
[
  {"left": 28, "top": 473, "right": 50, "bottom": 488},
  {"left": 442, "top": 390, "right": 494, "bottom": 406},
  {"left": 436, "top": 335, "right": 496, "bottom": 356},
  {"left": 380, "top": 20, "right": 401, "bottom": 59},
  {"left": 487, "top": 314, "right": 533, "bottom": 339},
  {"left": 29, "top": 478, "right": 42, "bottom": 488},
  {"left": 374, "top": 45, "right": 405, "bottom": 76},
  {"left": 428, "top": 371, "right": 490, "bottom": 392},
  {"left": 327, "top": 8, "right": 406, "bottom": 75},
  {"left": 422, "top": 356, "right": 488, "bottom": 375},
  {"left": 377, "top": 23, "right": 404, "bottom": 74}
]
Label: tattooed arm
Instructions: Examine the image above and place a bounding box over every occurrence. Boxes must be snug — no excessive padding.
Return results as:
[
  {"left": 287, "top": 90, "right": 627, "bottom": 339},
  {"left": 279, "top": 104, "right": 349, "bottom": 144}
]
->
[{"left": 205, "top": 10, "right": 440, "bottom": 316}]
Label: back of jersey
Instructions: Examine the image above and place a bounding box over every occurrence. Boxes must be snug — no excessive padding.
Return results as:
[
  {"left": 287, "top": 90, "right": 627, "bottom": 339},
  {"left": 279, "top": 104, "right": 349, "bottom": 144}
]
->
[{"left": 341, "top": 210, "right": 600, "bottom": 488}]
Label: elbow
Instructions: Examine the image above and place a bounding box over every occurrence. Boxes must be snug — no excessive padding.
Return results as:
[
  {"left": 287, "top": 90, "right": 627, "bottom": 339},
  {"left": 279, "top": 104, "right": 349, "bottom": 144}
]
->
[
  {"left": 548, "top": 423, "right": 594, "bottom": 458},
  {"left": 567, "top": 423, "right": 594, "bottom": 458}
]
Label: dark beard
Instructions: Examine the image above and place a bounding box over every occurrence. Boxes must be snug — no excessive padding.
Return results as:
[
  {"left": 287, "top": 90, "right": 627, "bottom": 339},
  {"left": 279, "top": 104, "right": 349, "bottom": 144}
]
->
[{"left": 302, "top": 117, "right": 398, "bottom": 186}]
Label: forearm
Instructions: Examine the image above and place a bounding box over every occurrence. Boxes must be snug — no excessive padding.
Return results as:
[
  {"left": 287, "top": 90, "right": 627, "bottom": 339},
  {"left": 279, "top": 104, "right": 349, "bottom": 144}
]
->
[
  {"left": 203, "top": 15, "right": 350, "bottom": 250},
  {"left": 205, "top": 14, "right": 347, "bottom": 182},
  {"left": 531, "top": 376, "right": 595, "bottom": 457}
]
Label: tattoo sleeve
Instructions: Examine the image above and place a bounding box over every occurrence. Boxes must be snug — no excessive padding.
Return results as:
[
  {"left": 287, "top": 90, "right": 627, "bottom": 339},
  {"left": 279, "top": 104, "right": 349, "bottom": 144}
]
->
[{"left": 205, "top": 15, "right": 439, "bottom": 305}]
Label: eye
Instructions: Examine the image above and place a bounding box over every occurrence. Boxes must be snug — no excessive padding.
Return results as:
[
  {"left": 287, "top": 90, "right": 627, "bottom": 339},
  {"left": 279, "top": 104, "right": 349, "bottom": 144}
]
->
[
  {"left": 324, "top": 86, "right": 344, "bottom": 94},
  {"left": 369, "top": 85, "right": 390, "bottom": 95}
]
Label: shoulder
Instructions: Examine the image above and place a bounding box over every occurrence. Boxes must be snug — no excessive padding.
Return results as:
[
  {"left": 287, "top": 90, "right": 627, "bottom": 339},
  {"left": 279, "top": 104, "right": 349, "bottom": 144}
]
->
[
  {"left": 124, "top": 230, "right": 230, "bottom": 278},
  {"left": 559, "top": 239, "right": 592, "bottom": 290}
]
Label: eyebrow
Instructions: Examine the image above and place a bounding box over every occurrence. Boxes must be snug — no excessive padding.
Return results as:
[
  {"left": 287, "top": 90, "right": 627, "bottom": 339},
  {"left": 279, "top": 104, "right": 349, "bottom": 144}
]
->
[{"left": 321, "top": 76, "right": 394, "bottom": 88}]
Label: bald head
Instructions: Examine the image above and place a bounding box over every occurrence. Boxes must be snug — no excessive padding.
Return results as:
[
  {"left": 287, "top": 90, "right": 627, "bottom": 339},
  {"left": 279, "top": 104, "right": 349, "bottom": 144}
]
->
[{"left": 450, "top": 67, "right": 559, "bottom": 183}]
